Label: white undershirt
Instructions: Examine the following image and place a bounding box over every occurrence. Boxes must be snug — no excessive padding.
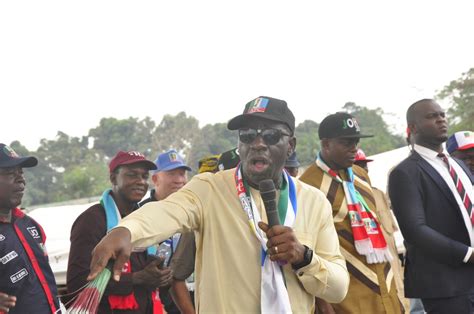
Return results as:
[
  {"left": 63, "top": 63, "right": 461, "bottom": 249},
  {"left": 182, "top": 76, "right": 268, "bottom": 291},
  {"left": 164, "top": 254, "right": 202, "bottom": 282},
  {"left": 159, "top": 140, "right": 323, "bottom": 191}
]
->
[{"left": 414, "top": 144, "right": 474, "bottom": 262}]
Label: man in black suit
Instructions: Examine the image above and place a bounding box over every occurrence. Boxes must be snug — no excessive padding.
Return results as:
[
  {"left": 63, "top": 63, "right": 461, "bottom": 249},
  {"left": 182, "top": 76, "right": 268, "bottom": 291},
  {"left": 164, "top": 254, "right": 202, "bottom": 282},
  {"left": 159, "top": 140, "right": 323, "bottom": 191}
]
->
[{"left": 388, "top": 99, "right": 474, "bottom": 313}]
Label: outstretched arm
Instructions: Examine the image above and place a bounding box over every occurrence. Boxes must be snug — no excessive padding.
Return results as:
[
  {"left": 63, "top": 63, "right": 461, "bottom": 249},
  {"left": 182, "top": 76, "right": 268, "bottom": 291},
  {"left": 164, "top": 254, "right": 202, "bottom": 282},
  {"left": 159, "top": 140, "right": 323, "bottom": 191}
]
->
[
  {"left": 88, "top": 227, "right": 133, "bottom": 282},
  {"left": 89, "top": 188, "right": 203, "bottom": 282},
  {"left": 68, "top": 210, "right": 135, "bottom": 295}
]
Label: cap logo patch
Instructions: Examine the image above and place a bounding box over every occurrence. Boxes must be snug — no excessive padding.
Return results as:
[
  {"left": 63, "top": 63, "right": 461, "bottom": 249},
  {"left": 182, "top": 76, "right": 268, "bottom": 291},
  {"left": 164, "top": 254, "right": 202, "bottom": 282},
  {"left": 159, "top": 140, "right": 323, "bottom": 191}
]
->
[
  {"left": 168, "top": 152, "right": 178, "bottom": 162},
  {"left": 128, "top": 151, "right": 144, "bottom": 157},
  {"left": 343, "top": 118, "right": 361, "bottom": 132},
  {"left": 464, "top": 132, "right": 473, "bottom": 139},
  {"left": 247, "top": 97, "right": 269, "bottom": 113},
  {"left": 3, "top": 146, "right": 19, "bottom": 158}
]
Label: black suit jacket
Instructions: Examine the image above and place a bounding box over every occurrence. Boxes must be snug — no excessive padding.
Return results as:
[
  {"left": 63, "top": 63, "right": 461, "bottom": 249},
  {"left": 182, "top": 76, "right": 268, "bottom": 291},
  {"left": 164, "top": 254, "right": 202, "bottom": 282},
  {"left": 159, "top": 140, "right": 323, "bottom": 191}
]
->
[{"left": 388, "top": 151, "right": 474, "bottom": 299}]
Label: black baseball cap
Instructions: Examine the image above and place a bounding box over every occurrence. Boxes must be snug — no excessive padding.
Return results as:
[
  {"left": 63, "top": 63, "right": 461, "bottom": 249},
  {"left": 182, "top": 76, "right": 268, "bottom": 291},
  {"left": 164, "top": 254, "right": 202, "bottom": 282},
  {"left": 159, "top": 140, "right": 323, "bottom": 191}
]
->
[
  {"left": 318, "top": 112, "right": 373, "bottom": 139},
  {"left": 218, "top": 148, "right": 240, "bottom": 171},
  {"left": 0, "top": 144, "right": 38, "bottom": 168},
  {"left": 227, "top": 96, "right": 295, "bottom": 134}
]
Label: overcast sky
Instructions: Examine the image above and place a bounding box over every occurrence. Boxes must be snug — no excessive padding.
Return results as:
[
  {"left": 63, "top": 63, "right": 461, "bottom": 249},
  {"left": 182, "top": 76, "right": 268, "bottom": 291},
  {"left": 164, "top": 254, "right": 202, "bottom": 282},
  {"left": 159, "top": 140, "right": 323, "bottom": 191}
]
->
[{"left": 1, "top": 1, "right": 473, "bottom": 150}]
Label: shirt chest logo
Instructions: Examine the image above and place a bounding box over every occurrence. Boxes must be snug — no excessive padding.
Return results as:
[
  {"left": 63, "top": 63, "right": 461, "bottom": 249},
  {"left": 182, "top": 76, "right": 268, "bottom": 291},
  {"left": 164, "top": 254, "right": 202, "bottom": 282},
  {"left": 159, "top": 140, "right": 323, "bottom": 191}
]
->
[
  {"left": 1, "top": 251, "right": 18, "bottom": 264},
  {"left": 10, "top": 268, "right": 28, "bottom": 283},
  {"left": 27, "top": 226, "right": 40, "bottom": 239}
]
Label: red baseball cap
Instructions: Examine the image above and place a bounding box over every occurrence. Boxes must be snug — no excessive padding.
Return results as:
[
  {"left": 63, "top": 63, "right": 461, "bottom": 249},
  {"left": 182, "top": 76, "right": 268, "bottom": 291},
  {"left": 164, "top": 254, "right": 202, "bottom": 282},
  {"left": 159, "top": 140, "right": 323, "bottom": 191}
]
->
[
  {"left": 355, "top": 149, "right": 373, "bottom": 162},
  {"left": 109, "top": 151, "right": 157, "bottom": 173}
]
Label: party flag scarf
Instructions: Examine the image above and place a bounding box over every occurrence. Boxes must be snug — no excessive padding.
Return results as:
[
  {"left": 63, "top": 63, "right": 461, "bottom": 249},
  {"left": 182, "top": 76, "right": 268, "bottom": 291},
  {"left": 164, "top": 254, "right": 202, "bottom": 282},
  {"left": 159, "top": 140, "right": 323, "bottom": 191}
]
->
[{"left": 316, "top": 155, "right": 391, "bottom": 263}]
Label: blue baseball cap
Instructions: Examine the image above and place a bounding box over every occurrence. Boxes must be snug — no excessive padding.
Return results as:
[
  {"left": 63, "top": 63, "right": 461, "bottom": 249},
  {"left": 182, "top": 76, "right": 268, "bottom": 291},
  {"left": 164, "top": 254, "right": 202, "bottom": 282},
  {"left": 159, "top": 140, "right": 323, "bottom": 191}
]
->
[{"left": 155, "top": 149, "right": 192, "bottom": 172}]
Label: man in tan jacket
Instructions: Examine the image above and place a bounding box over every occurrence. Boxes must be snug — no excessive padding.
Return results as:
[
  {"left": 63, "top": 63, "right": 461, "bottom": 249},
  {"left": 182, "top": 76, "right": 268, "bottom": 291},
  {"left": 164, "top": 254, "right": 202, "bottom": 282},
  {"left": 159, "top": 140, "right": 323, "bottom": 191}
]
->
[
  {"left": 88, "top": 96, "right": 350, "bottom": 313},
  {"left": 300, "top": 112, "right": 402, "bottom": 314}
]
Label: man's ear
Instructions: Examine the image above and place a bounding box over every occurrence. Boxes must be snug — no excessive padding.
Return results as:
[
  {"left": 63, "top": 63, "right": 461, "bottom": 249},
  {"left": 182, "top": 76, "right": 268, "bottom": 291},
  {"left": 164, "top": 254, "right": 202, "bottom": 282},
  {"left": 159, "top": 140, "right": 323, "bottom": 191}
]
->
[
  {"left": 321, "top": 138, "right": 329, "bottom": 151},
  {"left": 151, "top": 173, "right": 159, "bottom": 186},
  {"left": 288, "top": 137, "right": 296, "bottom": 158},
  {"left": 110, "top": 171, "right": 117, "bottom": 185},
  {"left": 287, "top": 148, "right": 293, "bottom": 158},
  {"left": 409, "top": 123, "right": 417, "bottom": 134}
]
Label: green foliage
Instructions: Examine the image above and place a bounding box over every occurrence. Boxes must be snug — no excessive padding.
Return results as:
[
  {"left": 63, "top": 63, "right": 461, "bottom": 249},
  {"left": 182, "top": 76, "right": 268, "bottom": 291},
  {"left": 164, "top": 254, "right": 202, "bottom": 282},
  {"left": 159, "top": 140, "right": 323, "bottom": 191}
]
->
[
  {"left": 89, "top": 117, "right": 155, "bottom": 158},
  {"left": 343, "top": 102, "right": 405, "bottom": 155},
  {"left": 187, "top": 123, "right": 237, "bottom": 173},
  {"left": 151, "top": 112, "right": 200, "bottom": 160},
  {"left": 13, "top": 69, "right": 473, "bottom": 206},
  {"left": 63, "top": 162, "right": 109, "bottom": 200},
  {"left": 295, "top": 120, "right": 320, "bottom": 166},
  {"left": 14, "top": 105, "right": 405, "bottom": 206},
  {"left": 36, "top": 132, "right": 91, "bottom": 170},
  {"left": 436, "top": 68, "right": 474, "bottom": 132},
  {"left": 200, "top": 123, "right": 237, "bottom": 154}
]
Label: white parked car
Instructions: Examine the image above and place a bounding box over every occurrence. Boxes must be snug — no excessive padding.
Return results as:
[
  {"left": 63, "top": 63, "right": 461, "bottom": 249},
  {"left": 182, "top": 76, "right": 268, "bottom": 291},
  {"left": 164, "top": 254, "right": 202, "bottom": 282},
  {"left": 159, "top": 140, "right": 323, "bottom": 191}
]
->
[{"left": 28, "top": 202, "right": 95, "bottom": 286}]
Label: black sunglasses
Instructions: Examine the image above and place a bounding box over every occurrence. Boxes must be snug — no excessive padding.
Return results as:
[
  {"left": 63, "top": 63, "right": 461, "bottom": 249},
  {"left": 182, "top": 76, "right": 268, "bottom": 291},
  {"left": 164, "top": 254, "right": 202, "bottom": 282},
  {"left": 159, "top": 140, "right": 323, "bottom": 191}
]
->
[{"left": 238, "top": 128, "right": 291, "bottom": 145}]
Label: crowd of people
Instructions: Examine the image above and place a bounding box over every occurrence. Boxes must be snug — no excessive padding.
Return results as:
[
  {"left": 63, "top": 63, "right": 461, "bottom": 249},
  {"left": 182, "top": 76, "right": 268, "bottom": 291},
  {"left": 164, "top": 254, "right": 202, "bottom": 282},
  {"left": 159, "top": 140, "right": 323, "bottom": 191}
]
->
[{"left": 0, "top": 96, "right": 473, "bottom": 313}]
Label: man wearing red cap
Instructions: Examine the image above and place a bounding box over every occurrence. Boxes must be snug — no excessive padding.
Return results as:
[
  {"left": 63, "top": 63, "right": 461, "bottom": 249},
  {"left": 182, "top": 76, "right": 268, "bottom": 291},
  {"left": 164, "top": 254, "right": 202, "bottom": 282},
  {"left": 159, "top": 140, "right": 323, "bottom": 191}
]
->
[
  {"left": 353, "top": 148, "right": 373, "bottom": 172},
  {"left": 67, "top": 151, "right": 172, "bottom": 313}
]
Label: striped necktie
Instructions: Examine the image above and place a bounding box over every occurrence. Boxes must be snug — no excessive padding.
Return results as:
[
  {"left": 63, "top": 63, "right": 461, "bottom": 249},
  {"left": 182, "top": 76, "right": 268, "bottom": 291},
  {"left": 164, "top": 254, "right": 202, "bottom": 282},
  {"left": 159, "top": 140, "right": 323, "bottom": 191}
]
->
[{"left": 438, "top": 153, "right": 473, "bottom": 225}]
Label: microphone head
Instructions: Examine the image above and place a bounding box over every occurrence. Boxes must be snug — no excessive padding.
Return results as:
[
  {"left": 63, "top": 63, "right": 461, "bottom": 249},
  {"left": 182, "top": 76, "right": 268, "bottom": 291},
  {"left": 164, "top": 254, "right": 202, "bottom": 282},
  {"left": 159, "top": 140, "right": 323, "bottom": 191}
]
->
[{"left": 259, "top": 179, "right": 276, "bottom": 202}]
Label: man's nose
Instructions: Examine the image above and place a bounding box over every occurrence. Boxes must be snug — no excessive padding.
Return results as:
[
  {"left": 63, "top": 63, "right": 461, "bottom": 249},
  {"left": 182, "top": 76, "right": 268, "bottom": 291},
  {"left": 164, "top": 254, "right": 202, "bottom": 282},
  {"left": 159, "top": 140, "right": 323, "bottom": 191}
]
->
[
  {"left": 437, "top": 113, "right": 447, "bottom": 123},
  {"left": 251, "top": 134, "right": 267, "bottom": 148},
  {"left": 176, "top": 175, "right": 187, "bottom": 183},
  {"left": 349, "top": 142, "right": 359, "bottom": 151},
  {"left": 14, "top": 170, "right": 26, "bottom": 184},
  {"left": 137, "top": 176, "right": 148, "bottom": 184}
]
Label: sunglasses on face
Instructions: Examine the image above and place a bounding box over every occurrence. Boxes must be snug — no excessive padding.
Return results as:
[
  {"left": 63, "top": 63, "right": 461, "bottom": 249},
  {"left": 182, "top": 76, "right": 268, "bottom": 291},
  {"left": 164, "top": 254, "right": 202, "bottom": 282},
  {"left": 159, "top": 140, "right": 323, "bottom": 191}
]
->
[{"left": 238, "top": 128, "right": 291, "bottom": 145}]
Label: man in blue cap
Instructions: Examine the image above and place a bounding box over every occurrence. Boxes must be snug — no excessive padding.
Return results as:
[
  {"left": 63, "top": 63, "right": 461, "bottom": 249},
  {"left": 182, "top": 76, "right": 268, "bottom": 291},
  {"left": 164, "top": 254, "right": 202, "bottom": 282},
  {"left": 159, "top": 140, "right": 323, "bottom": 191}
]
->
[
  {"left": 139, "top": 149, "right": 192, "bottom": 314},
  {"left": 141, "top": 149, "right": 192, "bottom": 205}
]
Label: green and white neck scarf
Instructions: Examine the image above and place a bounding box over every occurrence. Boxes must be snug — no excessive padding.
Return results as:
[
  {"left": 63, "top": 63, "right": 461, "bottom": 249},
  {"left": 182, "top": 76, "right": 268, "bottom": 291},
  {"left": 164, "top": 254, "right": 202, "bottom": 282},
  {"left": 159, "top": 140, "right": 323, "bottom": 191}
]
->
[{"left": 235, "top": 166, "right": 297, "bottom": 314}]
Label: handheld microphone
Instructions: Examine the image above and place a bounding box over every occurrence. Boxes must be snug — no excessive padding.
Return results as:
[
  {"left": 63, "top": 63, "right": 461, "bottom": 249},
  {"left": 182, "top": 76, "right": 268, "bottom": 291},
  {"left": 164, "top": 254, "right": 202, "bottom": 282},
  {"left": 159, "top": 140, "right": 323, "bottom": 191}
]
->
[{"left": 259, "top": 179, "right": 280, "bottom": 227}]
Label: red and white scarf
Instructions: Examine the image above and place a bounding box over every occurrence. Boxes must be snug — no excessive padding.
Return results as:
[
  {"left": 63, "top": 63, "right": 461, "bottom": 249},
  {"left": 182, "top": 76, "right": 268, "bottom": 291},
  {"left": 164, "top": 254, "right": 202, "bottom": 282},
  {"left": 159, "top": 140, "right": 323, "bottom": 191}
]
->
[{"left": 317, "top": 156, "right": 392, "bottom": 263}]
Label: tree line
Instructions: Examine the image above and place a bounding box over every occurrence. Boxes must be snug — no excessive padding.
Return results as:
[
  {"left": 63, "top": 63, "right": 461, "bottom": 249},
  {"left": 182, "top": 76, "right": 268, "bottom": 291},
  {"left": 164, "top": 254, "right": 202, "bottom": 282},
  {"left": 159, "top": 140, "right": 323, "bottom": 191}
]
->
[{"left": 9, "top": 68, "right": 473, "bottom": 207}]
